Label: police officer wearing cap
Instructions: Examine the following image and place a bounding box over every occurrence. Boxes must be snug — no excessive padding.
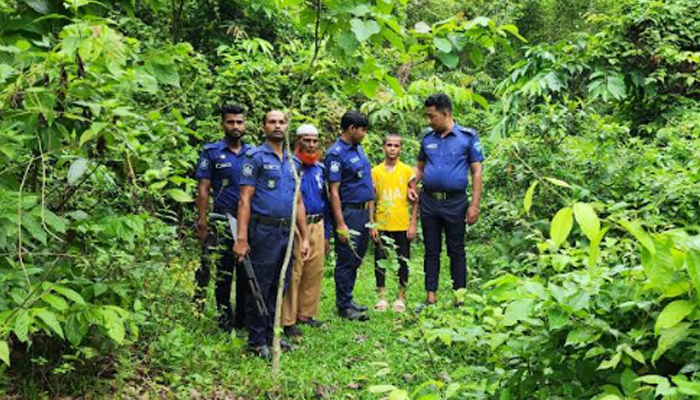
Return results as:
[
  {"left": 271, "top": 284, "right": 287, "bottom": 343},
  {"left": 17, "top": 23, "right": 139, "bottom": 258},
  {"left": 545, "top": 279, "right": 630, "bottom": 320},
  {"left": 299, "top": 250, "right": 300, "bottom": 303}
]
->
[
  {"left": 325, "top": 111, "right": 374, "bottom": 321},
  {"left": 411, "top": 94, "right": 484, "bottom": 307},
  {"left": 234, "top": 110, "right": 311, "bottom": 358},
  {"left": 194, "top": 104, "right": 251, "bottom": 332}
]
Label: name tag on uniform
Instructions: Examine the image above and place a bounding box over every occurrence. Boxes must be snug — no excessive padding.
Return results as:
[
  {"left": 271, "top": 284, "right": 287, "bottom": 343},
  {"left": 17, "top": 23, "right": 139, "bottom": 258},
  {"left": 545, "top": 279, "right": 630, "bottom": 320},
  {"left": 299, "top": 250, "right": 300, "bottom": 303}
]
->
[
  {"left": 215, "top": 162, "right": 232, "bottom": 169},
  {"left": 426, "top": 143, "right": 438, "bottom": 149},
  {"left": 263, "top": 164, "right": 279, "bottom": 170},
  {"left": 349, "top": 156, "right": 360, "bottom": 164}
]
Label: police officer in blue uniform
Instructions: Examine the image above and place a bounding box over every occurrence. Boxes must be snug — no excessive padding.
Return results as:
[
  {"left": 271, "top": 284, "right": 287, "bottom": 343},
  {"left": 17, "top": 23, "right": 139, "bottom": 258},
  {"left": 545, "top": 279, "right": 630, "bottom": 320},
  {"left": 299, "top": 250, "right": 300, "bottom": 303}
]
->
[
  {"left": 195, "top": 104, "right": 251, "bottom": 331},
  {"left": 234, "top": 110, "right": 311, "bottom": 358},
  {"left": 325, "top": 111, "right": 375, "bottom": 321},
  {"left": 411, "top": 94, "right": 484, "bottom": 307}
]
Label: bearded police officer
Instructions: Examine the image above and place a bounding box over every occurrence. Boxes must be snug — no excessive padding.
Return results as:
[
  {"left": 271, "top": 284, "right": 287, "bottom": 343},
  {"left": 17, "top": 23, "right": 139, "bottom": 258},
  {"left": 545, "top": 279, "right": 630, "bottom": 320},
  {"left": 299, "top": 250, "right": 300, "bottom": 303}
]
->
[
  {"left": 234, "top": 110, "right": 311, "bottom": 358},
  {"left": 195, "top": 104, "right": 250, "bottom": 331},
  {"left": 325, "top": 111, "right": 374, "bottom": 321},
  {"left": 412, "top": 94, "right": 484, "bottom": 307}
]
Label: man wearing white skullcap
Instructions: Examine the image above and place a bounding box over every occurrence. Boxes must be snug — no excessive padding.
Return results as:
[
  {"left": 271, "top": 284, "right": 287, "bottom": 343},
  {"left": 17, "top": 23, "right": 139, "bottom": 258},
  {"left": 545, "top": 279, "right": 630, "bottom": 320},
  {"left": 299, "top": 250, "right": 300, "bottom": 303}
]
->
[{"left": 281, "top": 123, "right": 331, "bottom": 338}]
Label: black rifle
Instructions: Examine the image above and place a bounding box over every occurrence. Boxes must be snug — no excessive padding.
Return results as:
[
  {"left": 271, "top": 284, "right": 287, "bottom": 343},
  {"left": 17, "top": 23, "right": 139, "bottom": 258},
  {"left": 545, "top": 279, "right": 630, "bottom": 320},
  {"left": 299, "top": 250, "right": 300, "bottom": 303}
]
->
[{"left": 209, "top": 212, "right": 268, "bottom": 317}]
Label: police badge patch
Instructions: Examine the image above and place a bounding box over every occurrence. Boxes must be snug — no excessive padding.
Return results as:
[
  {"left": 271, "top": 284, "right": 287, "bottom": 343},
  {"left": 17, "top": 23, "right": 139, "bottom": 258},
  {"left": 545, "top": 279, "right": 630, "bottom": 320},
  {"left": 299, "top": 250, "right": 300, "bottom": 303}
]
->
[
  {"left": 474, "top": 141, "right": 482, "bottom": 153},
  {"left": 330, "top": 161, "right": 340, "bottom": 173},
  {"left": 242, "top": 164, "right": 253, "bottom": 177},
  {"left": 199, "top": 159, "right": 210, "bottom": 170},
  {"left": 267, "top": 179, "right": 276, "bottom": 189}
]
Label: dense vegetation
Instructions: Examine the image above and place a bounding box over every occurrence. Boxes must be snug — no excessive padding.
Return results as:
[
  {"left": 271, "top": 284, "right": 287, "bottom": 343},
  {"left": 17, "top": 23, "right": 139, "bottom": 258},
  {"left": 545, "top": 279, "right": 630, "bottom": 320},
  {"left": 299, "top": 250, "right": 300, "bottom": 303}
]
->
[{"left": 1, "top": 0, "right": 699, "bottom": 398}]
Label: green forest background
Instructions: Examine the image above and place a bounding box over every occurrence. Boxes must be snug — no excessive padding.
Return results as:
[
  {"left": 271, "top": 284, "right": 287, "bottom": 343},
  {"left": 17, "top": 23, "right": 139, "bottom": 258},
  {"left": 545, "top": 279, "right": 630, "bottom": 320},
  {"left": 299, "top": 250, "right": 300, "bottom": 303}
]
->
[{"left": 1, "top": 0, "right": 700, "bottom": 398}]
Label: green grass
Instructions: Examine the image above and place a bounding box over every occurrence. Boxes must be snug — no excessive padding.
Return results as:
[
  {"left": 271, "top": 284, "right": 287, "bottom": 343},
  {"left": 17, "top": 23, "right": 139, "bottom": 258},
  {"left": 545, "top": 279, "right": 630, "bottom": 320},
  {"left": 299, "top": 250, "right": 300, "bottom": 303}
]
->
[{"left": 109, "top": 241, "right": 473, "bottom": 399}]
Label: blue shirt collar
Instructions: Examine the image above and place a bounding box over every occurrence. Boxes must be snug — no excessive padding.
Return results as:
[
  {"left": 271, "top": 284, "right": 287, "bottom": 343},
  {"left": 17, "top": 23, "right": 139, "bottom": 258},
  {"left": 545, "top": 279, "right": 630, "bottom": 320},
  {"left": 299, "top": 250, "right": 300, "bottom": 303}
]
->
[
  {"left": 261, "top": 142, "right": 290, "bottom": 160},
  {"left": 215, "top": 139, "right": 249, "bottom": 154},
  {"left": 338, "top": 136, "right": 358, "bottom": 149},
  {"left": 429, "top": 123, "right": 462, "bottom": 138}
]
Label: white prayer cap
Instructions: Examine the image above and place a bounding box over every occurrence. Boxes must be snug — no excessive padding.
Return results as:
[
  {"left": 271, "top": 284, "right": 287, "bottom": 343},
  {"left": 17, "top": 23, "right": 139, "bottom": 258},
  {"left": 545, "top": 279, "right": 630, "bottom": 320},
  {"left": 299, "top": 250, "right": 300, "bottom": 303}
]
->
[{"left": 296, "top": 124, "right": 319, "bottom": 136}]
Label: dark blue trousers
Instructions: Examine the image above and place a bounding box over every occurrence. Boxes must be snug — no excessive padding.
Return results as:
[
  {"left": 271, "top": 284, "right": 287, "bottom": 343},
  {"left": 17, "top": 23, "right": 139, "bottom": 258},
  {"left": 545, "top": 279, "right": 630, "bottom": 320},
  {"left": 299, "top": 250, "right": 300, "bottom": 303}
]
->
[
  {"left": 334, "top": 208, "right": 370, "bottom": 309},
  {"left": 419, "top": 192, "right": 468, "bottom": 292},
  {"left": 246, "top": 222, "right": 292, "bottom": 347}
]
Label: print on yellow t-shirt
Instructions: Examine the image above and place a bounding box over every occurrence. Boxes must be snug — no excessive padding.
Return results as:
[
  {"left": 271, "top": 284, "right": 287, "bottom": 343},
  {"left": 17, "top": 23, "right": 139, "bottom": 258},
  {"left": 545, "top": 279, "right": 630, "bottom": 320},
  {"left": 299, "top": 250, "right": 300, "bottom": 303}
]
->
[{"left": 371, "top": 161, "right": 415, "bottom": 232}]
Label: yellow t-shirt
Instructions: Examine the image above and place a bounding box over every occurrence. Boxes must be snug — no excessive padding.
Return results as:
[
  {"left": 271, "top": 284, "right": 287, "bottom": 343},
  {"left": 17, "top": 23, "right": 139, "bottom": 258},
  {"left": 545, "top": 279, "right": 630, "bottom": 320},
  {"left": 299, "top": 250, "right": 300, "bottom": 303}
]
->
[{"left": 372, "top": 161, "right": 415, "bottom": 232}]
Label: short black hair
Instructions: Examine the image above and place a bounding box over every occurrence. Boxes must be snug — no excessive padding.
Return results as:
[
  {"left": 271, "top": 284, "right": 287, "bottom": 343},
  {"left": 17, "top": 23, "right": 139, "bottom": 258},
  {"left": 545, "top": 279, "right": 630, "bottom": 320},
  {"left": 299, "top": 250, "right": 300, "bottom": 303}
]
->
[
  {"left": 220, "top": 104, "right": 245, "bottom": 119},
  {"left": 383, "top": 133, "right": 402, "bottom": 145},
  {"left": 263, "top": 110, "right": 287, "bottom": 124},
  {"left": 340, "top": 110, "right": 369, "bottom": 131},
  {"left": 424, "top": 93, "right": 452, "bottom": 113}
]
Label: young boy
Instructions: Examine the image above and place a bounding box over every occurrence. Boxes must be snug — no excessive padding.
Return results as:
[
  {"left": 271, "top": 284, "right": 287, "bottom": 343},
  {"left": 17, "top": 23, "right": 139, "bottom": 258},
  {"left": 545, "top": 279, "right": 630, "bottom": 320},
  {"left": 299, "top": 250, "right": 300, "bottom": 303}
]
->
[{"left": 370, "top": 133, "right": 418, "bottom": 313}]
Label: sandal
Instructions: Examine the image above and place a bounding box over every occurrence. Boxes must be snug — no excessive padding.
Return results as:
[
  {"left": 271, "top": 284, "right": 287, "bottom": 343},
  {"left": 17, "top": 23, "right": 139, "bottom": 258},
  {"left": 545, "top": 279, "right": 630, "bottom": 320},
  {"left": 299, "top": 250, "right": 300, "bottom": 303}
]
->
[
  {"left": 374, "top": 299, "right": 388, "bottom": 312},
  {"left": 392, "top": 299, "right": 406, "bottom": 313}
]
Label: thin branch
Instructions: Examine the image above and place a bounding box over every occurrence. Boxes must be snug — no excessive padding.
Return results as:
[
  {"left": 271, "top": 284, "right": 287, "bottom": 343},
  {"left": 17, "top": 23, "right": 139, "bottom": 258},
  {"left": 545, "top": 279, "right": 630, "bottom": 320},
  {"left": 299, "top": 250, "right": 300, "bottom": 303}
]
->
[{"left": 272, "top": 0, "right": 323, "bottom": 375}]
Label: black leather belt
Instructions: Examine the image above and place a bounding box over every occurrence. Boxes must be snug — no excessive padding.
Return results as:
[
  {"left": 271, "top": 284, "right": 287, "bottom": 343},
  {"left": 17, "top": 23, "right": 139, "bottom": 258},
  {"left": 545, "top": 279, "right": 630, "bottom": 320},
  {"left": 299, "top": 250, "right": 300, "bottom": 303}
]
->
[
  {"left": 424, "top": 189, "right": 464, "bottom": 201},
  {"left": 252, "top": 215, "right": 292, "bottom": 228},
  {"left": 343, "top": 202, "right": 370, "bottom": 210},
  {"left": 307, "top": 214, "right": 324, "bottom": 224}
]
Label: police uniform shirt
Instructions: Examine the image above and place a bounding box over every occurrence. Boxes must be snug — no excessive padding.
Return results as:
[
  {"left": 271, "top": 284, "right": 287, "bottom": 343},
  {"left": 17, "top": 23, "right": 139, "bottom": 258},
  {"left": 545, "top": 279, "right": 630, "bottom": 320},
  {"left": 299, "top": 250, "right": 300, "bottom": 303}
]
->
[
  {"left": 324, "top": 138, "right": 374, "bottom": 204},
  {"left": 417, "top": 124, "right": 484, "bottom": 192},
  {"left": 194, "top": 140, "right": 251, "bottom": 209},
  {"left": 298, "top": 159, "right": 332, "bottom": 239},
  {"left": 239, "top": 143, "right": 298, "bottom": 218}
]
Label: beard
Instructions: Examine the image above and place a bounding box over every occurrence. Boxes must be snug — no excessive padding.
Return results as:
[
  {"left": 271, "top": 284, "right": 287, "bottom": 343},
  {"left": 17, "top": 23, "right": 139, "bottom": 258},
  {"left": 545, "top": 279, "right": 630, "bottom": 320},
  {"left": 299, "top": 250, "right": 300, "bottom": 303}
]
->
[
  {"left": 268, "top": 131, "right": 285, "bottom": 142},
  {"left": 295, "top": 149, "right": 321, "bottom": 166},
  {"left": 225, "top": 129, "right": 243, "bottom": 141}
]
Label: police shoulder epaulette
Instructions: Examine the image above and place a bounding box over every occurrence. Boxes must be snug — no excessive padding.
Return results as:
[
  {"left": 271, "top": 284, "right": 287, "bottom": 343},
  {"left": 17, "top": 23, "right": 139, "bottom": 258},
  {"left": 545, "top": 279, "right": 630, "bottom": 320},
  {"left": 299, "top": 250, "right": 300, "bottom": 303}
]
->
[
  {"left": 203, "top": 142, "right": 219, "bottom": 150},
  {"left": 244, "top": 147, "right": 260, "bottom": 158},
  {"left": 460, "top": 127, "right": 478, "bottom": 136},
  {"left": 316, "top": 161, "right": 326, "bottom": 170},
  {"left": 328, "top": 144, "right": 342, "bottom": 156}
]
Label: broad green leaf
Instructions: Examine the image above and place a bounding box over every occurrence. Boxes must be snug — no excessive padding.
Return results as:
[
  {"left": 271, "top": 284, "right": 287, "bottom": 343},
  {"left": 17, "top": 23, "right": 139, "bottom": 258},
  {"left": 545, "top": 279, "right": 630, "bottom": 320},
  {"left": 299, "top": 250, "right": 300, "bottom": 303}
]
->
[
  {"left": 687, "top": 250, "right": 700, "bottom": 302},
  {"left": 588, "top": 227, "right": 609, "bottom": 267},
  {"left": 42, "top": 293, "right": 68, "bottom": 311},
  {"left": 350, "top": 19, "right": 380, "bottom": 42},
  {"left": 544, "top": 177, "right": 571, "bottom": 188},
  {"left": 622, "top": 346, "right": 645, "bottom": 365},
  {"left": 166, "top": 188, "right": 193, "bottom": 203},
  {"left": 620, "top": 368, "right": 639, "bottom": 397},
  {"left": 388, "top": 389, "right": 409, "bottom": 400},
  {"left": 500, "top": 24, "right": 527, "bottom": 42},
  {"left": 433, "top": 37, "right": 452, "bottom": 53},
  {"left": 13, "top": 311, "right": 31, "bottom": 342},
  {"left": 360, "top": 79, "right": 380, "bottom": 98},
  {"left": 53, "top": 286, "right": 86, "bottom": 305},
  {"left": 0, "top": 340, "right": 9, "bottom": 366},
  {"left": 654, "top": 300, "right": 695, "bottom": 335},
  {"left": 618, "top": 219, "right": 655, "bottom": 255},
  {"left": 566, "top": 326, "right": 600, "bottom": 347},
  {"left": 671, "top": 375, "right": 700, "bottom": 396},
  {"left": 573, "top": 203, "right": 600, "bottom": 241},
  {"left": 382, "top": 29, "right": 405, "bottom": 53},
  {"left": 103, "top": 308, "right": 125, "bottom": 344},
  {"left": 79, "top": 122, "right": 107, "bottom": 146},
  {"left": 550, "top": 207, "right": 573, "bottom": 247},
  {"left": 652, "top": 322, "right": 691, "bottom": 363},
  {"left": 68, "top": 157, "right": 89, "bottom": 186},
  {"left": 384, "top": 75, "right": 404, "bottom": 96},
  {"left": 502, "top": 298, "right": 535, "bottom": 326},
  {"left": 35, "top": 309, "right": 64, "bottom": 339},
  {"left": 437, "top": 52, "right": 459, "bottom": 69},
  {"left": 597, "top": 352, "right": 622, "bottom": 370},
  {"left": 369, "top": 384, "right": 397, "bottom": 393},
  {"left": 65, "top": 314, "right": 88, "bottom": 346},
  {"left": 523, "top": 181, "right": 537, "bottom": 214}
]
